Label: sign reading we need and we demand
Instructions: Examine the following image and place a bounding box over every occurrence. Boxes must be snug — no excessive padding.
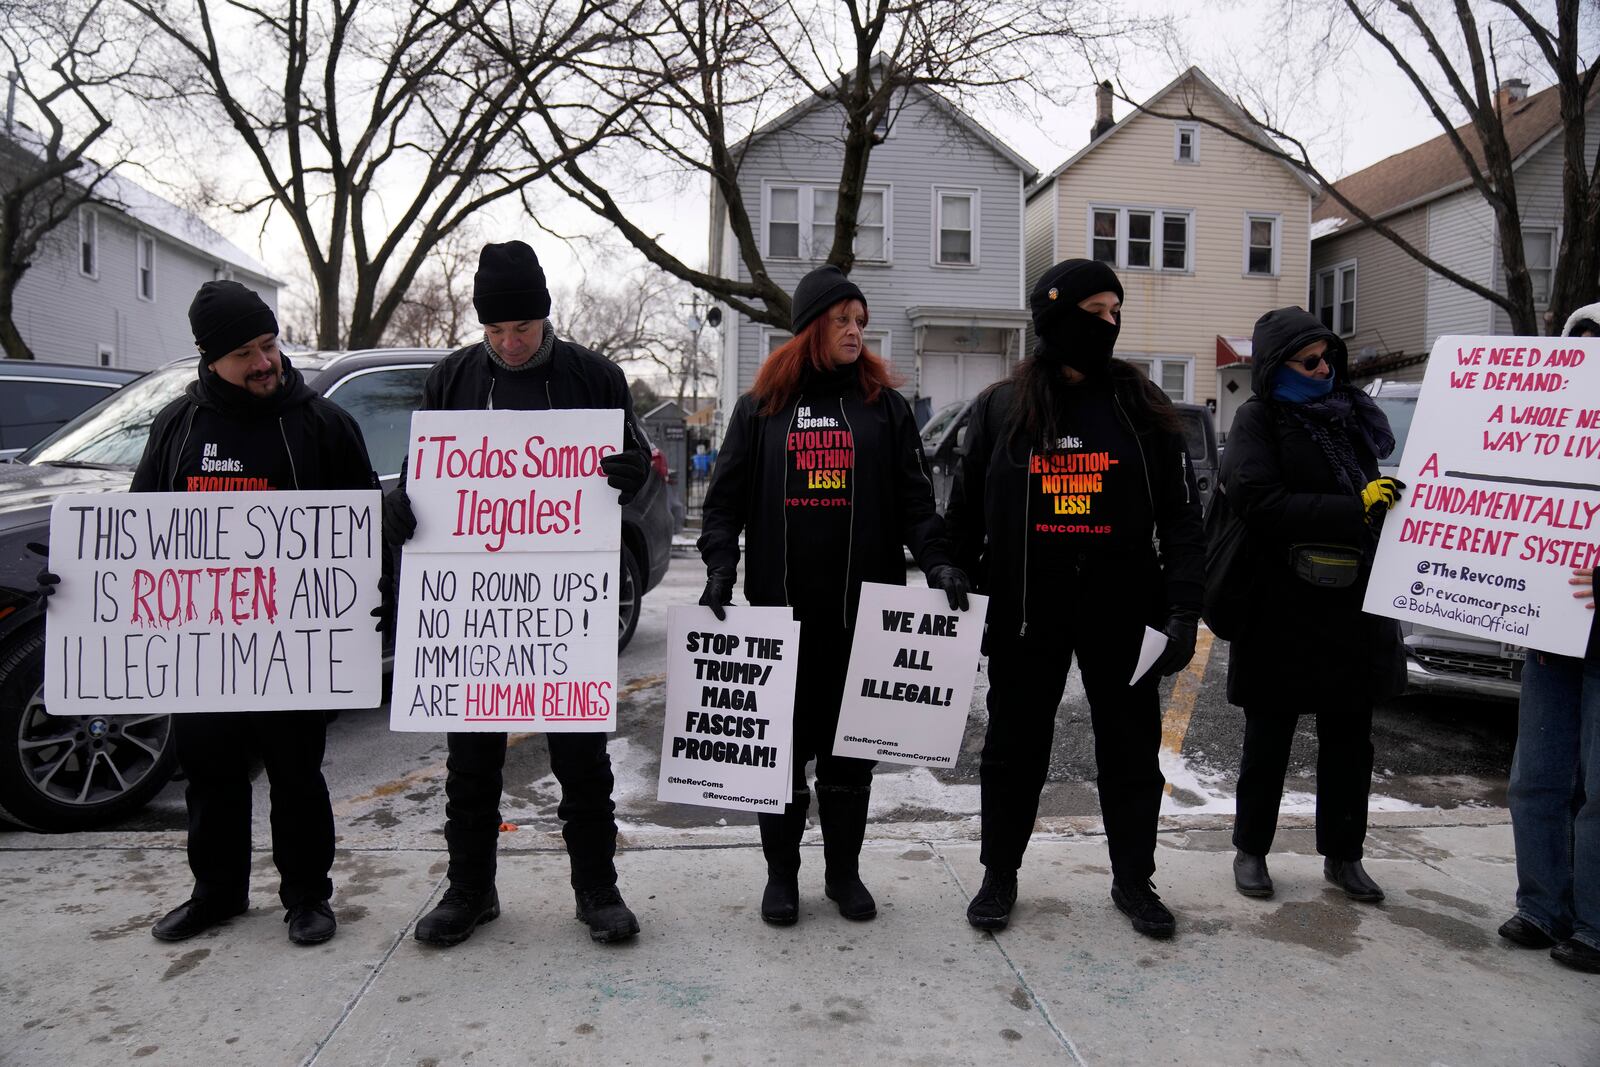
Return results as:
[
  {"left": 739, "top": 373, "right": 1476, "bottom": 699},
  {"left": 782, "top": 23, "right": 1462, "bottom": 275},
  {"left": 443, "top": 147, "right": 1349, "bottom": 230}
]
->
[
  {"left": 1365, "top": 334, "right": 1599, "bottom": 657},
  {"left": 46, "top": 491, "right": 383, "bottom": 713},
  {"left": 390, "top": 409, "right": 623, "bottom": 732}
]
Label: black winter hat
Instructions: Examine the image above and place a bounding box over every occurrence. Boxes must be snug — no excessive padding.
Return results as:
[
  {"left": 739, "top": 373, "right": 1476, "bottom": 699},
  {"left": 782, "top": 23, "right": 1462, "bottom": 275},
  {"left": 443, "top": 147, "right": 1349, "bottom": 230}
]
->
[
  {"left": 474, "top": 241, "right": 551, "bottom": 324},
  {"left": 188, "top": 280, "right": 278, "bottom": 364},
  {"left": 1029, "top": 259, "right": 1123, "bottom": 336},
  {"left": 790, "top": 265, "right": 866, "bottom": 334}
]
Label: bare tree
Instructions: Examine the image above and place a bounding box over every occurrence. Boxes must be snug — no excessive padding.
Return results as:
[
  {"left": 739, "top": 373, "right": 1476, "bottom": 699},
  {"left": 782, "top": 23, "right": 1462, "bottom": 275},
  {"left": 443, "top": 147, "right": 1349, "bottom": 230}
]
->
[
  {"left": 384, "top": 229, "right": 479, "bottom": 349},
  {"left": 522, "top": 0, "right": 1140, "bottom": 329},
  {"left": 556, "top": 261, "right": 717, "bottom": 405},
  {"left": 1120, "top": 0, "right": 1599, "bottom": 334},
  {"left": 125, "top": 0, "right": 640, "bottom": 348}
]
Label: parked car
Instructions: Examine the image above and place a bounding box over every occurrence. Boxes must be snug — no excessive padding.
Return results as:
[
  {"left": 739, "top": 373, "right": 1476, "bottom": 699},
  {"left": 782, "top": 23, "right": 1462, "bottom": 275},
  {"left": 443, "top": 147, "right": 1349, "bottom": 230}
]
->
[
  {"left": 0, "top": 361, "right": 142, "bottom": 459},
  {"left": 0, "top": 348, "right": 674, "bottom": 832},
  {"left": 1366, "top": 378, "right": 1520, "bottom": 701}
]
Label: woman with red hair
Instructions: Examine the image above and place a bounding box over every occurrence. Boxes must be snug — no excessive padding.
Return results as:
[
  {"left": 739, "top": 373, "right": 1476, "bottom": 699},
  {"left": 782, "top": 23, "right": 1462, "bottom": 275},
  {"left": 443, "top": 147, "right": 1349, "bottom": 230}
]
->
[{"left": 697, "top": 265, "right": 970, "bottom": 926}]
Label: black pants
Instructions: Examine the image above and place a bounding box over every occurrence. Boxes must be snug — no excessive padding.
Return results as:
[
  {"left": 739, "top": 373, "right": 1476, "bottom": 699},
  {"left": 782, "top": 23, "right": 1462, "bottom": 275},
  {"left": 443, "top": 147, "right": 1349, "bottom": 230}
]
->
[
  {"left": 175, "top": 710, "right": 334, "bottom": 910},
  {"left": 1232, "top": 703, "right": 1374, "bottom": 861},
  {"left": 787, "top": 621, "right": 874, "bottom": 795},
  {"left": 442, "top": 731, "right": 618, "bottom": 891},
  {"left": 979, "top": 621, "right": 1164, "bottom": 882}
]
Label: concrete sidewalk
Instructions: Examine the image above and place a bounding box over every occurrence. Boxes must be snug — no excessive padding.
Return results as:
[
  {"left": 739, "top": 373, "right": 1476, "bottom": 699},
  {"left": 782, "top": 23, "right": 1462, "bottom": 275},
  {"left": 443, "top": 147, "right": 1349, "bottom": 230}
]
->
[{"left": 2, "top": 812, "right": 1596, "bottom": 1066}]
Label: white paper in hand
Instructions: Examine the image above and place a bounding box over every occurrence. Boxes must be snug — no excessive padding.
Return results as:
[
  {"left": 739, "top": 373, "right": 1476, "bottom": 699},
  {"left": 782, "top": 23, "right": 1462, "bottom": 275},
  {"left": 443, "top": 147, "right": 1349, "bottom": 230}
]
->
[{"left": 1129, "top": 626, "right": 1168, "bottom": 687}]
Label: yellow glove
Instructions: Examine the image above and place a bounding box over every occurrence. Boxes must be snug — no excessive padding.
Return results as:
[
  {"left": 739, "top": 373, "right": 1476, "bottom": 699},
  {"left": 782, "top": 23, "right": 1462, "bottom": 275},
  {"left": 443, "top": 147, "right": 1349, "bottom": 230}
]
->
[{"left": 1360, "top": 477, "right": 1406, "bottom": 520}]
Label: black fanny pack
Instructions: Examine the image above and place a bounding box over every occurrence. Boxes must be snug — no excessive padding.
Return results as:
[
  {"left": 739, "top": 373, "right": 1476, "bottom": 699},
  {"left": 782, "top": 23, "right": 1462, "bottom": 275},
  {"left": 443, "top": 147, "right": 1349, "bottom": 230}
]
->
[{"left": 1290, "top": 544, "right": 1361, "bottom": 588}]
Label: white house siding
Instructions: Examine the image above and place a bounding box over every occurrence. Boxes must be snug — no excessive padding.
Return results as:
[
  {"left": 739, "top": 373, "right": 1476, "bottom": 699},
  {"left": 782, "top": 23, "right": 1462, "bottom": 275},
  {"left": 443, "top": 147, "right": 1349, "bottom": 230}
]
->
[
  {"left": 1311, "top": 206, "right": 1428, "bottom": 361},
  {"left": 1424, "top": 189, "right": 1498, "bottom": 344},
  {"left": 12, "top": 204, "right": 279, "bottom": 371},
  {"left": 717, "top": 87, "right": 1029, "bottom": 411},
  {"left": 1043, "top": 89, "right": 1313, "bottom": 410},
  {"left": 1022, "top": 182, "right": 1057, "bottom": 350}
]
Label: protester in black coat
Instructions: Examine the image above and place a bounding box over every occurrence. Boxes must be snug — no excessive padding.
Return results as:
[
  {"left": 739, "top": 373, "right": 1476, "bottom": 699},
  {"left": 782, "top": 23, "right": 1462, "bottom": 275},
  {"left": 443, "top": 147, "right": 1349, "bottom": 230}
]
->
[
  {"left": 697, "top": 265, "right": 968, "bottom": 926},
  {"left": 382, "top": 241, "right": 652, "bottom": 948},
  {"left": 1222, "top": 305, "right": 1404, "bottom": 904},
  {"left": 947, "top": 259, "right": 1204, "bottom": 939}
]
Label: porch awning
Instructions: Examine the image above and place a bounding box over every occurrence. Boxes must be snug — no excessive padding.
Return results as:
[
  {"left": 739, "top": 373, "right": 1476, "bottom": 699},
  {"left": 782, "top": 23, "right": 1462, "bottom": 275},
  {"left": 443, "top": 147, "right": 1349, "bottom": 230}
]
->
[{"left": 1216, "top": 336, "right": 1253, "bottom": 367}]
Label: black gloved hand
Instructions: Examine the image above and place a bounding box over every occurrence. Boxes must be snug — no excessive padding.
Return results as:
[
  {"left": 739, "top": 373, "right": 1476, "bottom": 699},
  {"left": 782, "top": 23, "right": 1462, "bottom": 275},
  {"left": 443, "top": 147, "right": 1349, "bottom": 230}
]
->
[
  {"left": 926, "top": 564, "right": 971, "bottom": 612},
  {"left": 1150, "top": 611, "right": 1200, "bottom": 677},
  {"left": 372, "top": 575, "right": 394, "bottom": 634},
  {"left": 383, "top": 485, "right": 417, "bottom": 545},
  {"left": 700, "top": 569, "right": 735, "bottom": 621},
  {"left": 28, "top": 542, "right": 57, "bottom": 608},
  {"left": 600, "top": 450, "right": 649, "bottom": 506}
]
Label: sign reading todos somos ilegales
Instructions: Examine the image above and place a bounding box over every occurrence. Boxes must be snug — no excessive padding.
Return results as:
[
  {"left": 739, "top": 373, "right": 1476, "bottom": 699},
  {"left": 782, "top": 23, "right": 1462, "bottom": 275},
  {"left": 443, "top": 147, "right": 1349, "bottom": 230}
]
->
[
  {"left": 390, "top": 409, "right": 622, "bottom": 732},
  {"left": 46, "top": 491, "right": 383, "bottom": 713},
  {"left": 1364, "top": 335, "right": 1599, "bottom": 657}
]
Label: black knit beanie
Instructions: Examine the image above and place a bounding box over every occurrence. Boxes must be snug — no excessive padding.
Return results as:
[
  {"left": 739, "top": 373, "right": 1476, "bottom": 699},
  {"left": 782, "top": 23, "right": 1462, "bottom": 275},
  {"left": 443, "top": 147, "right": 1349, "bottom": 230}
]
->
[
  {"left": 1029, "top": 259, "right": 1123, "bottom": 337},
  {"left": 790, "top": 265, "right": 866, "bottom": 334},
  {"left": 474, "top": 241, "right": 551, "bottom": 324},
  {"left": 188, "top": 280, "right": 278, "bottom": 363}
]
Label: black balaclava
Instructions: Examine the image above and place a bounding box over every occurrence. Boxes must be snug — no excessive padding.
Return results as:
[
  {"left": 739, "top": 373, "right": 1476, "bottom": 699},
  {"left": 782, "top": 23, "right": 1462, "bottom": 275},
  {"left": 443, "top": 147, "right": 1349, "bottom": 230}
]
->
[
  {"left": 189, "top": 280, "right": 278, "bottom": 364},
  {"left": 1029, "top": 258, "right": 1124, "bottom": 376}
]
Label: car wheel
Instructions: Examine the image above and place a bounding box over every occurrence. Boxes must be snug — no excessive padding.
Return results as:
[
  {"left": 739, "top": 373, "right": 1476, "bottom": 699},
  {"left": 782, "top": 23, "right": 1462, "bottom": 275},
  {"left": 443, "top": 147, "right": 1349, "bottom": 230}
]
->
[
  {"left": 617, "top": 546, "right": 643, "bottom": 652},
  {"left": 0, "top": 627, "right": 178, "bottom": 832}
]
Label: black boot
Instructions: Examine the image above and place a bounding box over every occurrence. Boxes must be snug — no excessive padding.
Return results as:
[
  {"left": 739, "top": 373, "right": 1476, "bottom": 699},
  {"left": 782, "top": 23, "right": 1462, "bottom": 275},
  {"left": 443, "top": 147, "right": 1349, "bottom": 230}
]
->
[
  {"left": 574, "top": 885, "right": 640, "bottom": 943},
  {"left": 758, "top": 792, "right": 808, "bottom": 925},
  {"left": 816, "top": 784, "right": 876, "bottom": 921},
  {"left": 1232, "top": 851, "right": 1274, "bottom": 899},
  {"left": 415, "top": 884, "right": 500, "bottom": 947},
  {"left": 966, "top": 869, "right": 1018, "bottom": 930},
  {"left": 1323, "top": 857, "right": 1384, "bottom": 902}
]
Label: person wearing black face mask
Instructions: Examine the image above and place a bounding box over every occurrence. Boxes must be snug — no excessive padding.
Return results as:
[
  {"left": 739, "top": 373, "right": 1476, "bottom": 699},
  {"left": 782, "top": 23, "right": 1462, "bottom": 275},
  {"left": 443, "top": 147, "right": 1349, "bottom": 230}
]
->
[{"left": 945, "top": 259, "right": 1205, "bottom": 938}]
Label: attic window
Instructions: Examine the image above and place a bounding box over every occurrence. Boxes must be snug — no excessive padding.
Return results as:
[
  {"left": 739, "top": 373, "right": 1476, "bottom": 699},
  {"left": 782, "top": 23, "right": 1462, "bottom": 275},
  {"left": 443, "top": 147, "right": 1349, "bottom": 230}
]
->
[{"left": 1175, "top": 123, "right": 1199, "bottom": 164}]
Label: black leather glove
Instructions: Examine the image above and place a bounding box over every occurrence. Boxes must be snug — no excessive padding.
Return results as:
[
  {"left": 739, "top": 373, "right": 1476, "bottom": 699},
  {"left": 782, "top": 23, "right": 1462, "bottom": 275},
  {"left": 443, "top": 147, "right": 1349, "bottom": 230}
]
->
[
  {"left": 600, "top": 450, "right": 649, "bottom": 506},
  {"left": 700, "top": 568, "right": 735, "bottom": 621},
  {"left": 926, "top": 564, "right": 971, "bottom": 612},
  {"left": 383, "top": 485, "right": 417, "bottom": 545},
  {"left": 372, "top": 575, "right": 394, "bottom": 634},
  {"left": 1150, "top": 611, "right": 1199, "bottom": 677},
  {"left": 28, "top": 542, "right": 57, "bottom": 608}
]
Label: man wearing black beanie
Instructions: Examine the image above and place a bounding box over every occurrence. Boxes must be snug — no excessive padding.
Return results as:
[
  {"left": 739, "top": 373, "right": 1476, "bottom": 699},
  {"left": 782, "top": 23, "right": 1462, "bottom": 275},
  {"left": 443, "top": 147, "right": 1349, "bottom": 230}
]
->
[
  {"left": 116, "top": 280, "right": 383, "bottom": 946},
  {"left": 382, "top": 239, "right": 652, "bottom": 948}
]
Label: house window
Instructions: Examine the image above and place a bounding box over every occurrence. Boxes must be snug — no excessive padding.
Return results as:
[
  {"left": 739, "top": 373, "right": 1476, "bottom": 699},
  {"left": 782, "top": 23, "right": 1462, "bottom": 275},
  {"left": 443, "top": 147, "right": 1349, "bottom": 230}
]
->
[
  {"left": 768, "top": 187, "right": 801, "bottom": 259},
  {"left": 1090, "top": 205, "right": 1192, "bottom": 272},
  {"left": 136, "top": 234, "right": 156, "bottom": 301},
  {"left": 97, "top": 344, "right": 114, "bottom": 367},
  {"left": 766, "top": 183, "right": 890, "bottom": 262},
  {"left": 1174, "top": 123, "right": 1199, "bottom": 164},
  {"left": 1122, "top": 355, "right": 1192, "bottom": 402},
  {"left": 1244, "top": 213, "right": 1280, "bottom": 276},
  {"left": 79, "top": 207, "right": 99, "bottom": 278},
  {"left": 1522, "top": 227, "right": 1556, "bottom": 305},
  {"left": 934, "top": 188, "right": 977, "bottom": 266},
  {"left": 1314, "top": 261, "right": 1357, "bottom": 336}
]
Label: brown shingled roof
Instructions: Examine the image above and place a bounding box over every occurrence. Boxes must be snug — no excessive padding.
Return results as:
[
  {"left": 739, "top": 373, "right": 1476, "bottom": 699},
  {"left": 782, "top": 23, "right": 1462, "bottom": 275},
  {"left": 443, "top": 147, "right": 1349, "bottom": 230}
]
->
[{"left": 1312, "top": 81, "right": 1572, "bottom": 230}]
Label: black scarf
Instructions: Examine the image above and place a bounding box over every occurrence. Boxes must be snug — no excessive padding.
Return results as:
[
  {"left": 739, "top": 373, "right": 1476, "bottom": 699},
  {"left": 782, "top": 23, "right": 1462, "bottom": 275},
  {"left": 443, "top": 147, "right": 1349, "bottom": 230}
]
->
[{"left": 1285, "top": 387, "right": 1395, "bottom": 494}]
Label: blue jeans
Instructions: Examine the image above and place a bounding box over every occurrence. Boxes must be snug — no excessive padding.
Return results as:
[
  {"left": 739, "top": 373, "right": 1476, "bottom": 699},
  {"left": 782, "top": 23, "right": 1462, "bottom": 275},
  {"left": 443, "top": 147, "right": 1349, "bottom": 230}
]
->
[{"left": 1508, "top": 648, "right": 1600, "bottom": 948}]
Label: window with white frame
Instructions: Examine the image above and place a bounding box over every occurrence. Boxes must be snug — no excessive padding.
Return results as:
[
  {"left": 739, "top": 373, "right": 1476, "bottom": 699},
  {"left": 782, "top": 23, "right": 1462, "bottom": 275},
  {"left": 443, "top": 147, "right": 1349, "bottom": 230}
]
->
[
  {"left": 1522, "top": 227, "right": 1557, "bottom": 305},
  {"left": 1174, "top": 123, "right": 1199, "bottom": 164},
  {"left": 934, "top": 187, "right": 977, "bottom": 266},
  {"left": 1121, "top": 355, "right": 1192, "bottom": 402},
  {"left": 765, "top": 183, "right": 890, "bottom": 262},
  {"left": 1314, "top": 261, "right": 1357, "bottom": 336},
  {"left": 136, "top": 233, "right": 156, "bottom": 301},
  {"left": 1090, "top": 205, "right": 1192, "bottom": 271},
  {"left": 79, "top": 207, "right": 99, "bottom": 278},
  {"left": 1244, "top": 213, "right": 1279, "bottom": 276}
]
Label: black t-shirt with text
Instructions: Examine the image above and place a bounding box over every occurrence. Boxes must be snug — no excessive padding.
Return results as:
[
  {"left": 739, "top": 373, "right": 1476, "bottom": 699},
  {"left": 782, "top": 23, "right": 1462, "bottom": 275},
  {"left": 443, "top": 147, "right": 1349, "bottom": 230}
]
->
[{"left": 783, "top": 392, "right": 855, "bottom": 620}]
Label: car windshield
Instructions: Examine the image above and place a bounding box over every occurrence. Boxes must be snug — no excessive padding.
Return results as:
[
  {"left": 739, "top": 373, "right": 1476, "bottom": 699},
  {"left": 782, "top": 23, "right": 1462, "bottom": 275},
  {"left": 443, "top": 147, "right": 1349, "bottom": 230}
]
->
[
  {"left": 19, "top": 363, "right": 194, "bottom": 469},
  {"left": 1374, "top": 396, "right": 1418, "bottom": 461},
  {"left": 921, "top": 401, "right": 965, "bottom": 446}
]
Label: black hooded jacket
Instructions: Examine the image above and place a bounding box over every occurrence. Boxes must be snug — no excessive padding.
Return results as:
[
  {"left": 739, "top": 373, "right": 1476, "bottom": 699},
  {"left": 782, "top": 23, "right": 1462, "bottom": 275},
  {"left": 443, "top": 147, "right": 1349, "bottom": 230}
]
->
[
  {"left": 132, "top": 357, "right": 378, "bottom": 494},
  {"left": 697, "top": 367, "right": 953, "bottom": 628},
  {"left": 1220, "top": 307, "right": 1404, "bottom": 708},
  {"left": 946, "top": 360, "right": 1204, "bottom": 637}
]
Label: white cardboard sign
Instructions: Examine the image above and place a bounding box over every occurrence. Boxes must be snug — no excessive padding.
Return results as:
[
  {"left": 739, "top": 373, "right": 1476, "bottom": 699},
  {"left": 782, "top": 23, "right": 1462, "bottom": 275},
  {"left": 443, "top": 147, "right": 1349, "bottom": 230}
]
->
[
  {"left": 45, "top": 491, "right": 383, "bottom": 713},
  {"left": 657, "top": 606, "right": 800, "bottom": 813},
  {"left": 1363, "top": 334, "right": 1599, "bottom": 657},
  {"left": 832, "top": 583, "right": 989, "bottom": 767}
]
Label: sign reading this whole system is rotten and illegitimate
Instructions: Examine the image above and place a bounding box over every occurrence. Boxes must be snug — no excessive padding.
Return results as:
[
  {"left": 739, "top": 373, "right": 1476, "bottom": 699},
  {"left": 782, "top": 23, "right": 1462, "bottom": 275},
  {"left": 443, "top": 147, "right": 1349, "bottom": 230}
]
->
[
  {"left": 391, "top": 409, "right": 622, "bottom": 732},
  {"left": 832, "top": 583, "right": 988, "bottom": 767},
  {"left": 657, "top": 605, "right": 800, "bottom": 813},
  {"left": 46, "top": 491, "right": 383, "bottom": 713},
  {"left": 1364, "top": 334, "right": 1599, "bottom": 657}
]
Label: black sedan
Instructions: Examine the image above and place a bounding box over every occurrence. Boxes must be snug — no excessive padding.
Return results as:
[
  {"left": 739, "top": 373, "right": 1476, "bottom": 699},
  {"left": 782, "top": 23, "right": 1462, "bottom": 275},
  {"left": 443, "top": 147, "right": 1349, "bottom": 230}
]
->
[{"left": 0, "top": 349, "right": 674, "bottom": 831}]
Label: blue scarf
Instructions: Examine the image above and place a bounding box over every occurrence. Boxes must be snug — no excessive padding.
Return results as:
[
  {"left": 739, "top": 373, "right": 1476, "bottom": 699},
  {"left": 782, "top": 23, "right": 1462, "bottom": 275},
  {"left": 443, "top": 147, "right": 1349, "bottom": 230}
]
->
[{"left": 1271, "top": 366, "right": 1335, "bottom": 404}]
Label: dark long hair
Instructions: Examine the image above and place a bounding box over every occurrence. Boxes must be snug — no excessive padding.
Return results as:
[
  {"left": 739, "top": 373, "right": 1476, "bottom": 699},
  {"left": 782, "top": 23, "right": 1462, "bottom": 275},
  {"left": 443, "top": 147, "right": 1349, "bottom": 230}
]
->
[
  {"left": 751, "top": 302, "right": 898, "bottom": 416},
  {"left": 1004, "top": 348, "right": 1182, "bottom": 448}
]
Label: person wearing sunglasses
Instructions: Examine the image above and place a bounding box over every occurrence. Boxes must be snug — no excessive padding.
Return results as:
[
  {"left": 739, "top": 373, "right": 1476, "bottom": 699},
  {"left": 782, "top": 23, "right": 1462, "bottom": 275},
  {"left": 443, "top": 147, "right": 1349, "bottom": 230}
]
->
[{"left": 1220, "top": 305, "right": 1404, "bottom": 904}]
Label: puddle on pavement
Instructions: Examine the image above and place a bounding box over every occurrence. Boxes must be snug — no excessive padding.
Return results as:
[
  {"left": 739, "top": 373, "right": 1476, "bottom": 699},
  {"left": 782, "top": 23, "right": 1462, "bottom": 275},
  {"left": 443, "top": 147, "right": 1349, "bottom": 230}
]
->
[
  {"left": 1407, "top": 887, "right": 1490, "bottom": 918},
  {"left": 1382, "top": 905, "right": 1493, "bottom": 952},
  {"left": 1251, "top": 901, "right": 1365, "bottom": 957}
]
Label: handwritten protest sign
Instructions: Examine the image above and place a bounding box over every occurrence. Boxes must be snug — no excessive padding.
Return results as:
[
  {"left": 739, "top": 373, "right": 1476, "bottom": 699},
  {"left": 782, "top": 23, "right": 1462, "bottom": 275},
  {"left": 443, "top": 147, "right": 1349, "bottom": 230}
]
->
[
  {"left": 390, "top": 409, "right": 622, "bottom": 732},
  {"left": 1365, "top": 334, "right": 1599, "bottom": 656},
  {"left": 832, "top": 583, "right": 988, "bottom": 767},
  {"left": 657, "top": 606, "right": 800, "bottom": 813},
  {"left": 45, "top": 491, "right": 382, "bottom": 713}
]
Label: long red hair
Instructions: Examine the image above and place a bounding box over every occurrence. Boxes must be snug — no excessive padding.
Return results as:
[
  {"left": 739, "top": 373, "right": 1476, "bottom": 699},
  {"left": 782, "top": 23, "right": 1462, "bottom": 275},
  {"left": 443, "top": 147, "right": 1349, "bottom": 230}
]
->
[{"left": 751, "top": 302, "right": 899, "bottom": 416}]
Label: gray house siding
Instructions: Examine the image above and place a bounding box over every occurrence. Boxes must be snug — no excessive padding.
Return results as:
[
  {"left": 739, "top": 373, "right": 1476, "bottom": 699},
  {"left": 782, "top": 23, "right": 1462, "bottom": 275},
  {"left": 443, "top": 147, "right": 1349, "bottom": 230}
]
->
[
  {"left": 1425, "top": 190, "right": 1498, "bottom": 343},
  {"left": 1311, "top": 206, "right": 1428, "bottom": 363},
  {"left": 1022, "top": 182, "right": 1056, "bottom": 351}
]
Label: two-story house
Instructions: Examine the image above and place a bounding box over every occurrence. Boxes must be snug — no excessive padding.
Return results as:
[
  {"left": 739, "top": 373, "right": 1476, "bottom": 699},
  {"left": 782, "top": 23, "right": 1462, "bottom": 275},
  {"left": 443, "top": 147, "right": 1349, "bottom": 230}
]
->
[
  {"left": 1311, "top": 78, "right": 1600, "bottom": 382},
  {"left": 708, "top": 82, "right": 1038, "bottom": 429},
  {"left": 4, "top": 129, "right": 282, "bottom": 370},
  {"left": 1024, "top": 68, "right": 1318, "bottom": 437}
]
